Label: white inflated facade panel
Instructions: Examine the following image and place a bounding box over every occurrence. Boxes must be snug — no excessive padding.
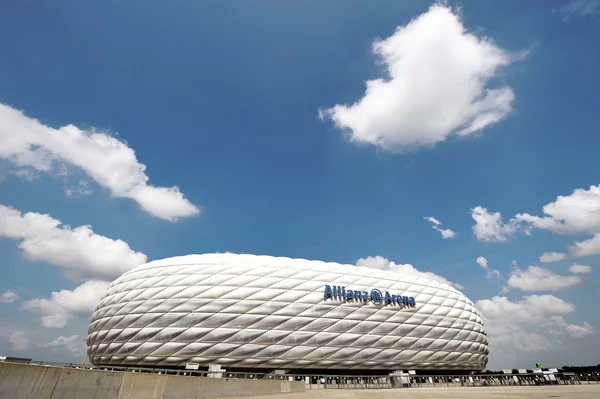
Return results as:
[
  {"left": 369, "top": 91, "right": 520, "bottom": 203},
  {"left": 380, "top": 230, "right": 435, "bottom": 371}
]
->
[{"left": 87, "top": 254, "right": 488, "bottom": 370}]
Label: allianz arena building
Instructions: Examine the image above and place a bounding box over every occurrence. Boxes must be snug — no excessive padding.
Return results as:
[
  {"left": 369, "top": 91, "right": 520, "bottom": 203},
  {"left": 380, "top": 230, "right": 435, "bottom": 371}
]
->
[{"left": 87, "top": 254, "right": 488, "bottom": 372}]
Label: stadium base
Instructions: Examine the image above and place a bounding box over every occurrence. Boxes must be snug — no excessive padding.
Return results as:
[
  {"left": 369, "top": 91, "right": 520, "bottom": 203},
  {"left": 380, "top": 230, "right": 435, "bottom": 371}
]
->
[{"left": 0, "top": 362, "right": 305, "bottom": 399}]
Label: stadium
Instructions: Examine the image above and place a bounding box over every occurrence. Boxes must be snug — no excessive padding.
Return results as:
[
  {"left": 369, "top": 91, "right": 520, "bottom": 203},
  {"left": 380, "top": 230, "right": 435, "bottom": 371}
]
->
[{"left": 86, "top": 253, "right": 488, "bottom": 372}]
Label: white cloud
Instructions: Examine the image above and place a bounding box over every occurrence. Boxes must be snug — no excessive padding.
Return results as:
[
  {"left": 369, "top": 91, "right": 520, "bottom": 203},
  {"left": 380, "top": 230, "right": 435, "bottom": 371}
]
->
[
  {"left": 424, "top": 216, "right": 457, "bottom": 239},
  {"left": 425, "top": 216, "right": 441, "bottom": 226},
  {"left": 568, "top": 263, "right": 592, "bottom": 274},
  {"left": 22, "top": 280, "right": 109, "bottom": 328},
  {"left": 471, "top": 206, "right": 519, "bottom": 242},
  {"left": 477, "top": 294, "right": 592, "bottom": 366},
  {"left": 9, "top": 331, "right": 30, "bottom": 352},
  {"left": 355, "top": 255, "right": 461, "bottom": 288},
  {"left": 565, "top": 321, "right": 595, "bottom": 338},
  {"left": 436, "top": 228, "right": 457, "bottom": 240},
  {"left": 550, "top": 316, "right": 594, "bottom": 338},
  {"left": 65, "top": 180, "right": 92, "bottom": 198},
  {"left": 505, "top": 185, "right": 600, "bottom": 259},
  {"left": 477, "top": 185, "right": 600, "bottom": 264},
  {"left": 477, "top": 295, "right": 575, "bottom": 330},
  {"left": 507, "top": 265, "right": 581, "bottom": 292},
  {"left": 515, "top": 185, "right": 600, "bottom": 236},
  {"left": 0, "top": 204, "right": 146, "bottom": 281},
  {"left": 319, "top": 4, "right": 518, "bottom": 151},
  {"left": 476, "top": 256, "right": 501, "bottom": 279},
  {"left": 473, "top": 185, "right": 600, "bottom": 248},
  {"left": 476, "top": 256, "right": 487, "bottom": 268},
  {"left": 561, "top": 0, "right": 600, "bottom": 21},
  {"left": 0, "top": 103, "right": 199, "bottom": 222},
  {"left": 569, "top": 233, "right": 600, "bottom": 257},
  {"left": 40, "top": 335, "right": 86, "bottom": 357},
  {"left": 539, "top": 251, "right": 567, "bottom": 264},
  {"left": 0, "top": 290, "right": 19, "bottom": 304},
  {"left": 7, "top": 168, "right": 39, "bottom": 182}
]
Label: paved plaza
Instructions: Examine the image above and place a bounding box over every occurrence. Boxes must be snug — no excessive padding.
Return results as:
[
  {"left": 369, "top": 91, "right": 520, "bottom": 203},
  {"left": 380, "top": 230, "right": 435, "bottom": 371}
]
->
[{"left": 241, "top": 384, "right": 600, "bottom": 399}]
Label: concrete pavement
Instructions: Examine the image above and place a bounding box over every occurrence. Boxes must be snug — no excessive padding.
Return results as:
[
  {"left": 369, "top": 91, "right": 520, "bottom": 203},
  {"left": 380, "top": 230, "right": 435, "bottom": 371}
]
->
[{"left": 238, "top": 384, "right": 600, "bottom": 399}]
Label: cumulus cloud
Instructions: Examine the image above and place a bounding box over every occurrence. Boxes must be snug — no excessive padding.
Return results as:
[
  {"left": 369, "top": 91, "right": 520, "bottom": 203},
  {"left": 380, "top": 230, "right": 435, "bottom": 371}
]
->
[
  {"left": 425, "top": 216, "right": 441, "bottom": 226},
  {"left": 22, "top": 280, "right": 109, "bottom": 328},
  {"left": 476, "top": 256, "right": 501, "bottom": 279},
  {"left": 471, "top": 206, "right": 519, "bottom": 242},
  {"left": 9, "top": 331, "right": 30, "bottom": 352},
  {"left": 568, "top": 263, "right": 592, "bottom": 274},
  {"left": 550, "top": 316, "right": 594, "bottom": 338},
  {"left": 539, "top": 251, "right": 567, "bottom": 264},
  {"left": 355, "top": 255, "right": 461, "bottom": 288},
  {"left": 424, "top": 216, "right": 457, "bottom": 239},
  {"left": 0, "top": 103, "right": 199, "bottom": 222},
  {"left": 569, "top": 233, "right": 600, "bottom": 257},
  {"left": 561, "top": 0, "right": 600, "bottom": 21},
  {"left": 476, "top": 256, "right": 487, "bottom": 268},
  {"left": 476, "top": 294, "right": 592, "bottom": 366},
  {"left": 0, "top": 204, "right": 146, "bottom": 281},
  {"left": 478, "top": 294, "right": 575, "bottom": 324},
  {"left": 437, "top": 229, "right": 457, "bottom": 240},
  {"left": 0, "top": 290, "right": 19, "bottom": 304},
  {"left": 40, "top": 335, "right": 86, "bottom": 357},
  {"left": 474, "top": 185, "right": 600, "bottom": 259},
  {"left": 507, "top": 265, "right": 581, "bottom": 292},
  {"left": 515, "top": 185, "right": 600, "bottom": 236},
  {"left": 65, "top": 180, "right": 92, "bottom": 198},
  {"left": 6, "top": 168, "right": 39, "bottom": 182},
  {"left": 319, "top": 4, "right": 518, "bottom": 151}
]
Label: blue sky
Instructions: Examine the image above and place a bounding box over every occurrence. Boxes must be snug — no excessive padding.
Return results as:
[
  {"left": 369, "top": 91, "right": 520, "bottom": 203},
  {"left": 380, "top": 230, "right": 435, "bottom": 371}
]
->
[{"left": 0, "top": 0, "right": 599, "bottom": 370}]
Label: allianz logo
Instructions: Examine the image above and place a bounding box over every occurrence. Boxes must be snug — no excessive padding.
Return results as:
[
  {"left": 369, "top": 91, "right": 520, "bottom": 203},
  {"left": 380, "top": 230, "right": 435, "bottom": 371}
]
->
[{"left": 323, "top": 285, "right": 416, "bottom": 307}]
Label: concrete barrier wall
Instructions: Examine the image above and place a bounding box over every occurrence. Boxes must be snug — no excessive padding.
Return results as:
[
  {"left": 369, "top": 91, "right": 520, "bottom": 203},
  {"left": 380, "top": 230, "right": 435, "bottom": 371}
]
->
[{"left": 0, "top": 362, "right": 304, "bottom": 399}]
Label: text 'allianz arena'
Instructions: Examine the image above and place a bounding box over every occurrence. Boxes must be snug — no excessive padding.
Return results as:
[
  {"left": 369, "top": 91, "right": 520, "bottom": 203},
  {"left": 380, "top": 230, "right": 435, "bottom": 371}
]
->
[{"left": 87, "top": 253, "right": 488, "bottom": 371}]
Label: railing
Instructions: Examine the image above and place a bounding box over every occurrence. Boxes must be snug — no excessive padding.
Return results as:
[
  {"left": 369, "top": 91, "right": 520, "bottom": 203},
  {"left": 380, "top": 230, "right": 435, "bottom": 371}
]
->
[
  {"left": 300, "top": 373, "right": 595, "bottom": 389},
  {"left": 2, "top": 359, "right": 599, "bottom": 389}
]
